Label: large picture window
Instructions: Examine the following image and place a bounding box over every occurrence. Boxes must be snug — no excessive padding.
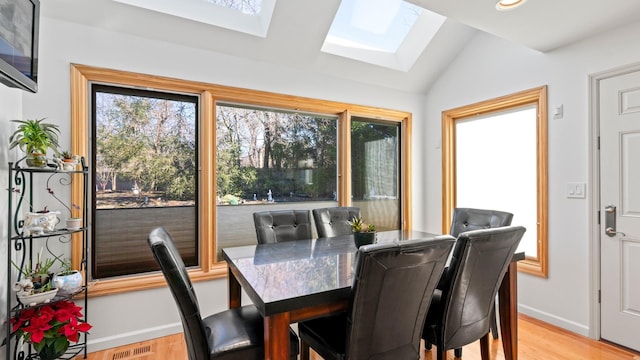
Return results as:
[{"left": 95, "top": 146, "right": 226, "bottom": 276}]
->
[
  {"left": 215, "top": 104, "right": 338, "bottom": 259},
  {"left": 91, "top": 85, "right": 198, "bottom": 279},
  {"left": 442, "top": 86, "right": 548, "bottom": 277},
  {"left": 70, "top": 64, "right": 412, "bottom": 296}
]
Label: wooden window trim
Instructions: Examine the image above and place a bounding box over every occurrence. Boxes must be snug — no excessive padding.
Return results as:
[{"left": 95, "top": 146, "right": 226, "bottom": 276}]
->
[
  {"left": 441, "top": 86, "right": 548, "bottom": 277},
  {"left": 70, "top": 64, "right": 413, "bottom": 296}
]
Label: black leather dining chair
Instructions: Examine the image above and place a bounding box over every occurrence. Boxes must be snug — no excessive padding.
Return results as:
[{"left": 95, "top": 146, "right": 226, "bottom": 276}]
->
[
  {"left": 422, "top": 226, "right": 525, "bottom": 360},
  {"left": 449, "top": 208, "right": 513, "bottom": 238},
  {"left": 147, "top": 227, "right": 299, "bottom": 360},
  {"left": 253, "top": 209, "right": 312, "bottom": 244},
  {"left": 298, "top": 235, "right": 455, "bottom": 360},
  {"left": 312, "top": 206, "right": 361, "bottom": 238},
  {"left": 440, "top": 208, "right": 514, "bottom": 356}
]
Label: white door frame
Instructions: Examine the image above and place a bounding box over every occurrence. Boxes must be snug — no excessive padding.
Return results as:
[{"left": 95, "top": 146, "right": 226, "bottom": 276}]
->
[{"left": 588, "top": 61, "right": 640, "bottom": 339}]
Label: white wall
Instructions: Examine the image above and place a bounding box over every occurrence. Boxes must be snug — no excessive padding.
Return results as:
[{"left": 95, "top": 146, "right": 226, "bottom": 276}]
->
[
  {"left": 0, "top": 86, "right": 22, "bottom": 357},
  {"left": 422, "top": 21, "right": 640, "bottom": 336},
  {"left": 2, "top": 16, "right": 426, "bottom": 352}
]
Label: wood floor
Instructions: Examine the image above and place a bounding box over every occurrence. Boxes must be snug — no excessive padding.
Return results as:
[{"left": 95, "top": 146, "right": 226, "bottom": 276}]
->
[{"left": 80, "top": 314, "right": 640, "bottom": 360}]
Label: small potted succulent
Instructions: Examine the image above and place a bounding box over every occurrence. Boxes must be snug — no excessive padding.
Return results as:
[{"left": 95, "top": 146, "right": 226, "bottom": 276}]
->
[
  {"left": 52, "top": 258, "right": 83, "bottom": 297},
  {"left": 9, "top": 118, "right": 60, "bottom": 168},
  {"left": 64, "top": 203, "right": 82, "bottom": 231},
  {"left": 348, "top": 216, "right": 377, "bottom": 248},
  {"left": 12, "top": 252, "right": 58, "bottom": 306},
  {"left": 58, "top": 150, "right": 79, "bottom": 171}
]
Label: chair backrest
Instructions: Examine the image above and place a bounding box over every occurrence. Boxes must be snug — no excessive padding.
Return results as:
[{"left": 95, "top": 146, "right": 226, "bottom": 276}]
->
[
  {"left": 440, "top": 226, "right": 525, "bottom": 350},
  {"left": 148, "top": 227, "right": 209, "bottom": 360},
  {"left": 442, "top": 208, "right": 514, "bottom": 286},
  {"left": 449, "top": 208, "right": 513, "bottom": 237},
  {"left": 253, "top": 210, "right": 312, "bottom": 244},
  {"left": 312, "top": 207, "right": 361, "bottom": 238},
  {"left": 346, "top": 235, "right": 455, "bottom": 359}
]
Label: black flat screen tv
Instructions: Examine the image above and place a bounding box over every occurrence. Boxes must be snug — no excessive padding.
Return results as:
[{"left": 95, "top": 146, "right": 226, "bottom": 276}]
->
[{"left": 0, "top": 0, "right": 39, "bottom": 93}]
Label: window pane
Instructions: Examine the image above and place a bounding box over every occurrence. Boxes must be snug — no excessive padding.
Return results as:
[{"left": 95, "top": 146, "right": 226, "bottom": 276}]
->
[
  {"left": 351, "top": 118, "right": 401, "bottom": 230},
  {"left": 455, "top": 105, "right": 538, "bottom": 257},
  {"left": 215, "top": 104, "right": 338, "bottom": 259},
  {"left": 92, "top": 85, "right": 198, "bottom": 279}
]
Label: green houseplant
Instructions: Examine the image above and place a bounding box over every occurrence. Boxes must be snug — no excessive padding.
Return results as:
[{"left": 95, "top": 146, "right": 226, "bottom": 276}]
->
[
  {"left": 13, "top": 253, "right": 57, "bottom": 288},
  {"left": 9, "top": 118, "right": 61, "bottom": 167},
  {"left": 348, "top": 216, "right": 376, "bottom": 248},
  {"left": 12, "top": 252, "right": 59, "bottom": 306}
]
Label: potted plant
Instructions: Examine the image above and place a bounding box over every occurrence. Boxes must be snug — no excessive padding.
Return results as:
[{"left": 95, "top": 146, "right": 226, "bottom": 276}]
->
[
  {"left": 9, "top": 118, "right": 61, "bottom": 167},
  {"left": 58, "top": 150, "right": 79, "bottom": 171},
  {"left": 348, "top": 216, "right": 377, "bottom": 248},
  {"left": 63, "top": 203, "right": 82, "bottom": 231},
  {"left": 52, "top": 258, "right": 83, "bottom": 297},
  {"left": 7, "top": 300, "right": 92, "bottom": 360},
  {"left": 12, "top": 251, "right": 58, "bottom": 306}
]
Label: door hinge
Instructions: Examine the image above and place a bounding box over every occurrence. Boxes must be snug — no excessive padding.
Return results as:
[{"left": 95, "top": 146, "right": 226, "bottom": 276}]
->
[
  {"left": 598, "top": 210, "right": 600, "bottom": 224},
  {"left": 598, "top": 290, "right": 601, "bottom": 303},
  {"left": 597, "top": 136, "right": 600, "bottom": 150}
]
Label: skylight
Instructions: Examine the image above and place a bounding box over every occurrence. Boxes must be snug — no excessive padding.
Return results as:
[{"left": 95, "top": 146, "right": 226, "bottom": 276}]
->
[
  {"left": 326, "top": 0, "right": 422, "bottom": 53},
  {"left": 111, "top": 0, "right": 275, "bottom": 37},
  {"left": 322, "top": 0, "right": 446, "bottom": 71},
  {"left": 205, "top": 0, "right": 262, "bottom": 15}
]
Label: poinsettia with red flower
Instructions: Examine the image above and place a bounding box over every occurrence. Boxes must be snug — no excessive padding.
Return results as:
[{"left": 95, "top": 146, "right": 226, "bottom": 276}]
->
[{"left": 8, "top": 300, "right": 92, "bottom": 356}]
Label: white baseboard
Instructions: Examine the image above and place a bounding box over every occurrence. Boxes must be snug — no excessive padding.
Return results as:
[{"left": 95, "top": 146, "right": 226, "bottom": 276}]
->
[
  {"left": 86, "top": 322, "right": 183, "bottom": 353},
  {"left": 85, "top": 306, "right": 592, "bottom": 353},
  {"left": 518, "top": 304, "right": 590, "bottom": 337}
]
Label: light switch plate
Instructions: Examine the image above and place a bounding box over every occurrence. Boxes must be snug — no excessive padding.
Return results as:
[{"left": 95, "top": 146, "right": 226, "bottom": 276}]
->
[{"left": 567, "top": 182, "right": 586, "bottom": 198}]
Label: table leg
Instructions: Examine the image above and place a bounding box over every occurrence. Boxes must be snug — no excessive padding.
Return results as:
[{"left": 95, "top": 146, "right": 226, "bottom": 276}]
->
[
  {"left": 264, "top": 312, "right": 291, "bottom": 360},
  {"left": 498, "top": 261, "right": 518, "bottom": 360},
  {"left": 228, "top": 266, "right": 241, "bottom": 309}
]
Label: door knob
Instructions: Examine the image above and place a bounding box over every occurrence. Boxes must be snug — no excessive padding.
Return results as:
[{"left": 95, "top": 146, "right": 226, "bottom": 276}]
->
[{"left": 604, "top": 205, "right": 626, "bottom": 237}]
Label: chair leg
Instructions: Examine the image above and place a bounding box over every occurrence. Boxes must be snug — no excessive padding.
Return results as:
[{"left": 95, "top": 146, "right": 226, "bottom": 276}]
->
[
  {"left": 300, "top": 339, "right": 310, "bottom": 360},
  {"left": 479, "top": 333, "right": 490, "bottom": 360},
  {"left": 437, "top": 349, "right": 447, "bottom": 360},
  {"left": 490, "top": 300, "right": 500, "bottom": 339},
  {"left": 454, "top": 348, "right": 462, "bottom": 357},
  {"left": 425, "top": 340, "right": 433, "bottom": 350},
  {"left": 490, "top": 310, "right": 499, "bottom": 339}
]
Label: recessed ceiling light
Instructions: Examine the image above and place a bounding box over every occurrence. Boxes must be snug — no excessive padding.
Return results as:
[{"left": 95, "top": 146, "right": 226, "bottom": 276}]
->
[{"left": 495, "top": 0, "right": 527, "bottom": 11}]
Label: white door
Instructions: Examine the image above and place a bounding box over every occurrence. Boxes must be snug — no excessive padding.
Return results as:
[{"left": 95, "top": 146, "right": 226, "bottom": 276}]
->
[{"left": 600, "top": 69, "right": 640, "bottom": 351}]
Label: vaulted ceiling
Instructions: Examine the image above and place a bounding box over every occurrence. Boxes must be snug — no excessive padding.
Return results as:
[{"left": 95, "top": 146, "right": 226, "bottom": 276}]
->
[{"left": 43, "top": 0, "right": 640, "bottom": 94}]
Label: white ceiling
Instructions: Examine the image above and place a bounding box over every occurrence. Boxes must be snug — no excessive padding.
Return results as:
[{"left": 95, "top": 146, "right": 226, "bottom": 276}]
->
[{"left": 42, "top": 0, "right": 640, "bottom": 94}]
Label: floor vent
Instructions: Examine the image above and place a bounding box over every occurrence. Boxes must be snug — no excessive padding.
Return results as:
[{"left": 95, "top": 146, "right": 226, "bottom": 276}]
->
[{"left": 109, "top": 343, "right": 153, "bottom": 359}]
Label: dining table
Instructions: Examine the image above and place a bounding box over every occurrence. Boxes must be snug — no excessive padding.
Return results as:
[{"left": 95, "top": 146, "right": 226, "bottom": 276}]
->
[{"left": 222, "top": 230, "right": 524, "bottom": 360}]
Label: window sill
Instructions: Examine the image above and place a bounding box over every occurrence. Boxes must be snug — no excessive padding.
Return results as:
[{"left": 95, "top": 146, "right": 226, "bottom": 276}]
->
[{"left": 86, "top": 262, "right": 228, "bottom": 297}]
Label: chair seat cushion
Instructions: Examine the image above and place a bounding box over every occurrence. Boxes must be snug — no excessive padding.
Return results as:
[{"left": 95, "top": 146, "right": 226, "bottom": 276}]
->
[
  {"left": 204, "top": 305, "right": 299, "bottom": 359},
  {"left": 298, "top": 313, "right": 348, "bottom": 360}
]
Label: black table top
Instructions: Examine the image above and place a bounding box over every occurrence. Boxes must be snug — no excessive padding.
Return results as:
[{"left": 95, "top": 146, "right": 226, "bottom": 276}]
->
[{"left": 222, "top": 230, "right": 445, "bottom": 316}]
